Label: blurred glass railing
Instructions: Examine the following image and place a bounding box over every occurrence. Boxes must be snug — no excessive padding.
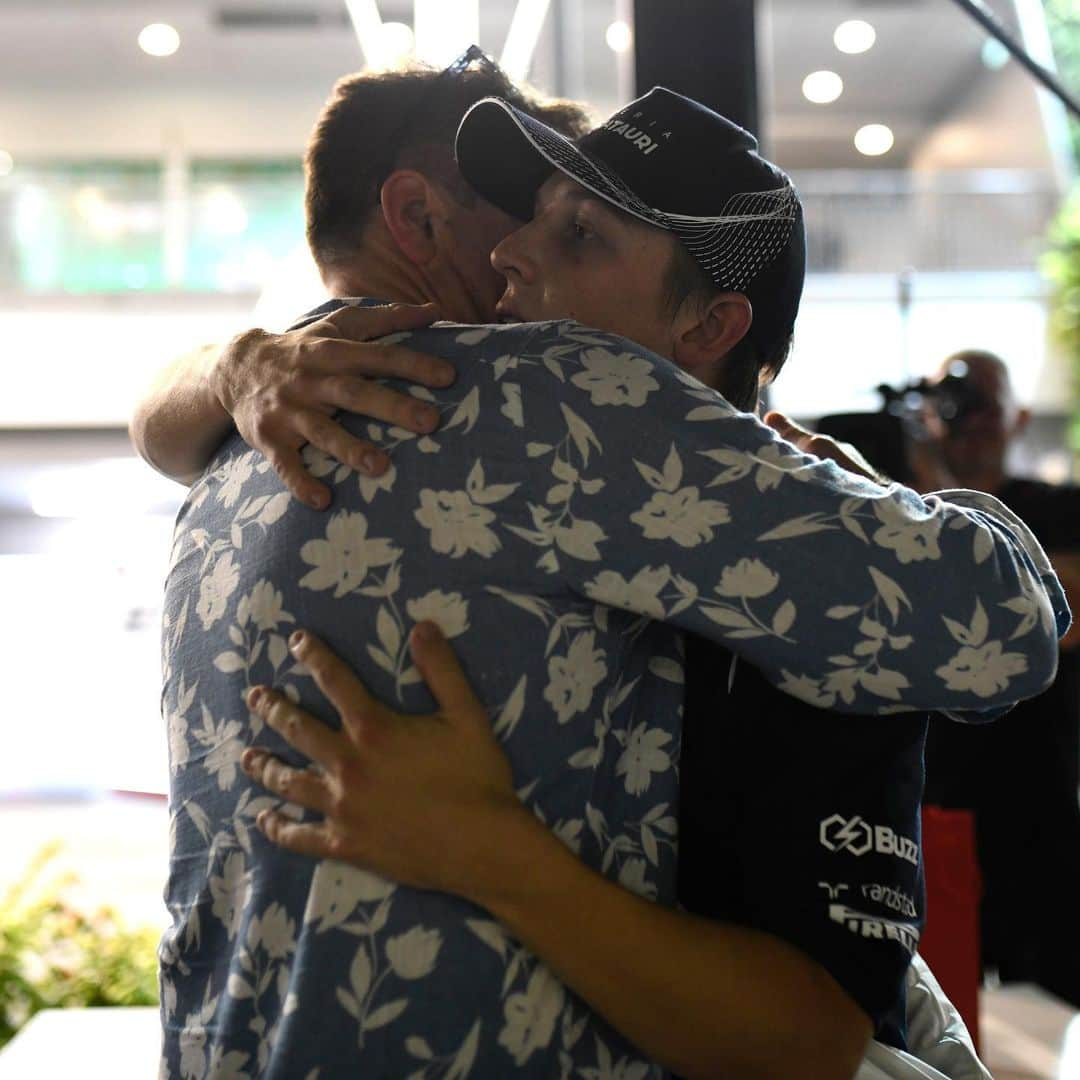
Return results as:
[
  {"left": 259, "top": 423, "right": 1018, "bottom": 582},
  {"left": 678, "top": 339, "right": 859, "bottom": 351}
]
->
[
  {"left": 0, "top": 163, "right": 1065, "bottom": 296},
  {"left": 794, "top": 169, "right": 1063, "bottom": 274}
]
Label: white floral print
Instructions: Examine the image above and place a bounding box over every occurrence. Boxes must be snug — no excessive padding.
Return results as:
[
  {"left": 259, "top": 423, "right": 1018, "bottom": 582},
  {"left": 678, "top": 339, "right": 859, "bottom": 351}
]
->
[
  {"left": 615, "top": 724, "right": 673, "bottom": 796},
  {"left": 543, "top": 631, "right": 607, "bottom": 724},
  {"left": 570, "top": 348, "right": 659, "bottom": 406},
  {"left": 631, "top": 487, "right": 731, "bottom": 546},
  {"left": 299, "top": 511, "right": 401, "bottom": 597},
  {"left": 872, "top": 499, "right": 942, "bottom": 563},
  {"left": 197, "top": 552, "right": 240, "bottom": 630},
  {"left": 210, "top": 852, "right": 250, "bottom": 940},
  {"left": 247, "top": 902, "right": 296, "bottom": 962},
  {"left": 715, "top": 558, "right": 780, "bottom": 599},
  {"left": 497, "top": 966, "right": 565, "bottom": 1066},
  {"left": 584, "top": 566, "right": 672, "bottom": 620},
  {"left": 214, "top": 452, "right": 256, "bottom": 509},
  {"left": 936, "top": 641, "right": 1028, "bottom": 697},
  {"left": 415, "top": 489, "right": 499, "bottom": 558},
  {"left": 405, "top": 590, "right": 470, "bottom": 638},
  {"left": 237, "top": 580, "right": 292, "bottom": 632},
  {"left": 385, "top": 927, "right": 442, "bottom": 980}
]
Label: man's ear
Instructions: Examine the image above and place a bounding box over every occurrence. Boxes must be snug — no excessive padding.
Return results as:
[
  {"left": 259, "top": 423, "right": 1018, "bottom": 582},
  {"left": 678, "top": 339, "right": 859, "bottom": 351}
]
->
[
  {"left": 671, "top": 292, "right": 753, "bottom": 375},
  {"left": 379, "top": 170, "right": 440, "bottom": 266}
]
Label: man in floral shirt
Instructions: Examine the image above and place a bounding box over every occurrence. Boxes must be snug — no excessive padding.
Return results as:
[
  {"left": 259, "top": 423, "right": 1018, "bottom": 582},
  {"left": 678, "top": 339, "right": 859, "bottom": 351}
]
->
[{"left": 152, "top": 69, "right": 1064, "bottom": 1080}]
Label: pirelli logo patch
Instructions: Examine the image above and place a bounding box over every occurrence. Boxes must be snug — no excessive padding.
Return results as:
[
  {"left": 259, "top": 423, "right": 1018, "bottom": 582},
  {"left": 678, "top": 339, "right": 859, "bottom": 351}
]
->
[{"left": 829, "top": 903, "right": 920, "bottom": 956}]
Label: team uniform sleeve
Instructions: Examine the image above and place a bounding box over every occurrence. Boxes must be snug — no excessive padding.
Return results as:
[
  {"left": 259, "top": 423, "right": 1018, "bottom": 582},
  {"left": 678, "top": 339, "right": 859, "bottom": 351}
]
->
[
  {"left": 500, "top": 321, "right": 1066, "bottom": 717},
  {"left": 678, "top": 638, "right": 925, "bottom": 1048}
]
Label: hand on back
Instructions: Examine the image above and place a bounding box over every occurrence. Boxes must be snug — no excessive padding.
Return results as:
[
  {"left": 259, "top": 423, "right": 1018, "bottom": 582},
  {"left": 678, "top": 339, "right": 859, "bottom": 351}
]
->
[{"left": 211, "top": 302, "right": 456, "bottom": 508}]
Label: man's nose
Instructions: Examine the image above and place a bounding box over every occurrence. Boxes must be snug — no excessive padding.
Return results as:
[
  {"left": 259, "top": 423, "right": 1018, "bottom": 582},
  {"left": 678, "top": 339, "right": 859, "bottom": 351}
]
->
[{"left": 491, "top": 227, "right": 535, "bottom": 283}]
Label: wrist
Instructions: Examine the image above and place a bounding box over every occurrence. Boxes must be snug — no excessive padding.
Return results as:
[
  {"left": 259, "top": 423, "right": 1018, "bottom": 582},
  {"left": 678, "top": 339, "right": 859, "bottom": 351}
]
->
[
  {"left": 210, "top": 329, "right": 262, "bottom": 417},
  {"left": 458, "top": 799, "right": 570, "bottom": 916}
]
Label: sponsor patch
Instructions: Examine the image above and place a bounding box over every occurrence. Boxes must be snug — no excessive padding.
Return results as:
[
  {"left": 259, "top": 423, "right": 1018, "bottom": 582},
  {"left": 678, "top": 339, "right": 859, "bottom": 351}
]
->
[
  {"left": 860, "top": 883, "right": 918, "bottom": 919},
  {"left": 819, "top": 814, "right": 919, "bottom": 866},
  {"left": 829, "top": 903, "right": 920, "bottom": 956}
]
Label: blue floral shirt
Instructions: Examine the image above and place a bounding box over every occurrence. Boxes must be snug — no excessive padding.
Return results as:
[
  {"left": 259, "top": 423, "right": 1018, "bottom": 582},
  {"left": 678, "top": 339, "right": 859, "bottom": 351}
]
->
[{"left": 159, "top": 305, "right": 1067, "bottom": 1079}]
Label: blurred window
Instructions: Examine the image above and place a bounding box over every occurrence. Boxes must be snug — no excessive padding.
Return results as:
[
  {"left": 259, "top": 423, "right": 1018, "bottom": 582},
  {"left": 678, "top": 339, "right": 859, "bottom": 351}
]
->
[
  {"left": 185, "top": 160, "right": 305, "bottom": 292},
  {"left": 1, "top": 161, "right": 164, "bottom": 293},
  {"left": 0, "top": 158, "right": 305, "bottom": 296}
]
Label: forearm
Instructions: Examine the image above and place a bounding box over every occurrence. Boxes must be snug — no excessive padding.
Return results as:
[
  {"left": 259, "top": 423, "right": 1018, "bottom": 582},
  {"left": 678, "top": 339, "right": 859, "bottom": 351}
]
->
[
  {"left": 472, "top": 809, "right": 870, "bottom": 1079},
  {"left": 1048, "top": 550, "right": 1080, "bottom": 650},
  {"left": 129, "top": 340, "right": 233, "bottom": 484}
]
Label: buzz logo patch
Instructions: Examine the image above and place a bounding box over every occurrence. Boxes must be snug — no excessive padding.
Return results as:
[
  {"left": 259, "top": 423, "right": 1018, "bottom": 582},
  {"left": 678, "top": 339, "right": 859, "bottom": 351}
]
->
[{"left": 819, "top": 814, "right": 919, "bottom": 866}]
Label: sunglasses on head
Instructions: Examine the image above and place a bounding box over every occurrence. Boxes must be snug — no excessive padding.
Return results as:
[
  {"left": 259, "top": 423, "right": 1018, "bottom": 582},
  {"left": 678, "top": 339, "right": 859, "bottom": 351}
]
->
[{"left": 373, "top": 44, "right": 506, "bottom": 203}]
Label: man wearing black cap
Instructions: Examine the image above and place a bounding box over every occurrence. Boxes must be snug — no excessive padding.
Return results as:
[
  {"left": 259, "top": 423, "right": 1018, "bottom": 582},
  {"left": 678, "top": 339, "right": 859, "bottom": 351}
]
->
[{"left": 143, "top": 64, "right": 1056, "bottom": 1078}]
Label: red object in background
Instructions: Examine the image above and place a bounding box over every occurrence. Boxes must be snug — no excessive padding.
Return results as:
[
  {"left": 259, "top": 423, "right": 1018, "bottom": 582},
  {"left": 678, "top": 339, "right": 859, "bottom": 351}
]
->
[{"left": 919, "top": 805, "right": 983, "bottom": 1052}]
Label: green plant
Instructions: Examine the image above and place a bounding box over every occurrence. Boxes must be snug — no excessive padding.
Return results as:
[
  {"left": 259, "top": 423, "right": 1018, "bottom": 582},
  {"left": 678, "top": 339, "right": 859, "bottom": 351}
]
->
[
  {"left": 0, "top": 842, "right": 159, "bottom": 1049},
  {"left": 1043, "top": 187, "right": 1080, "bottom": 455},
  {"left": 1043, "top": 0, "right": 1080, "bottom": 166}
]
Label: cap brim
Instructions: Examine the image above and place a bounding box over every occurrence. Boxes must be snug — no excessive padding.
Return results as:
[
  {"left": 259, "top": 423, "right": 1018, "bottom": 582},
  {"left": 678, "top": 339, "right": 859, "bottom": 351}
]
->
[{"left": 455, "top": 97, "right": 661, "bottom": 228}]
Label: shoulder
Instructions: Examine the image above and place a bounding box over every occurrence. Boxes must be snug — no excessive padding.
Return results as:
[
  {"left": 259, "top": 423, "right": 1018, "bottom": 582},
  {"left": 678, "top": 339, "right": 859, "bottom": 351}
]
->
[{"left": 402, "top": 320, "right": 738, "bottom": 414}]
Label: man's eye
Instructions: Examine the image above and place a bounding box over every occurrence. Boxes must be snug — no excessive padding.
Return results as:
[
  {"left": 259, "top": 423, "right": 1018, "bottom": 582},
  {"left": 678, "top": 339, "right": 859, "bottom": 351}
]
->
[{"left": 570, "top": 221, "right": 592, "bottom": 241}]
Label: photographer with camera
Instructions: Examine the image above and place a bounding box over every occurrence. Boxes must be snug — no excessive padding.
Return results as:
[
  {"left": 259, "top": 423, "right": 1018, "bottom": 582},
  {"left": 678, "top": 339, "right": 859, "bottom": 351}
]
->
[{"left": 911, "top": 348, "right": 1080, "bottom": 1007}]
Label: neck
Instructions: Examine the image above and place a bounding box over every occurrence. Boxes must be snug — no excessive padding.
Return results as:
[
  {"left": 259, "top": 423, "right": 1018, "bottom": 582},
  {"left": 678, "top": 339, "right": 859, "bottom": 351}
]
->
[{"left": 321, "top": 228, "right": 436, "bottom": 306}]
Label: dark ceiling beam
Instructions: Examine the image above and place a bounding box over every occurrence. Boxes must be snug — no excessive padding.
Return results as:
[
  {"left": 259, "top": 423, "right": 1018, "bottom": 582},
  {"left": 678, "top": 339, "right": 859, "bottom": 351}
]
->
[{"left": 632, "top": 0, "right": 759, "bottom": 136}]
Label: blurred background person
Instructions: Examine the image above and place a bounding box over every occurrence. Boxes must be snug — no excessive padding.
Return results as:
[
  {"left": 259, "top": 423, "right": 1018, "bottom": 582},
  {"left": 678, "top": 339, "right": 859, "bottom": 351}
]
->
[{"left": 917, "top": 349, "right": 1080, "bottom": 1008}]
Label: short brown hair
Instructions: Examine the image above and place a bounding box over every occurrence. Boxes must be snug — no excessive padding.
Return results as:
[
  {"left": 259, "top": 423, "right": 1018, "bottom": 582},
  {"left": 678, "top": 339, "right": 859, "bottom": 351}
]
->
[
  {"left": 663, "top": 240, "right": 793, "bottom": 412},
  {"left": 305, "top": 62, "right": 590, "bottom": 272}
]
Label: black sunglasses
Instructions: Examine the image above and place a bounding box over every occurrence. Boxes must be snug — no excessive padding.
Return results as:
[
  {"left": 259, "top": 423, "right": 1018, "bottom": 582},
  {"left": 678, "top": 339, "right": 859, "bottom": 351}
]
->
[{"left": 373, "top": 44, "right": 505, "bottom": 203}]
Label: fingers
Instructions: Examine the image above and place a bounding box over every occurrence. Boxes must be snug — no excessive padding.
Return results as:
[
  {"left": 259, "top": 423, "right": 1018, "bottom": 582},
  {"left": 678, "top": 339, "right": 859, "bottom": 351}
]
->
[
  {"left": 324, "top": 301, "right": 442, "bottom": 345},
  {"left": 316, "top": 375, "right": 440, "bottom": 435},
  {"left": 763, "top": 410, "right": 811, "bottom": 444},
  {"left": 300, "top": 337, "right": 455, "bottom": 391},
  {"left": 241, "top": 748, "right": 331, "bottom": 813},
  {"left": 763, "top": 411, "right": 831, "bottom": 458},
  {"left": 247, "top": 684, "right": 345, "bottom": 764},
  {"left": 408, "top": 622, "right": 486, "bottom": 724},
  {"left": 255, "top": 810, "right": 345, "bottom": 861},
  {"left": 290, "top": 409, "right": 391, "bottom": 477},
  {"left": 287, "top": 631, "right": 382, "bottom": 741},
  {"left": 259, "top": 441, "right": 333, "bottom": 510}
]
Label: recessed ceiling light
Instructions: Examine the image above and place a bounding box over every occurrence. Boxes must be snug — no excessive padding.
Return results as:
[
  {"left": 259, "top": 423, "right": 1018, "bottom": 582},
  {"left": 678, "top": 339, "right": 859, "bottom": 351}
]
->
[
  {"left": 377, "top": 21, "right": 415, "bottom": 67},
  {"left": 0, "top": 150, "right": 13, "bottom": 178},
  {"left": 605, "top": 20, "right": 633, "bottom": 54},
  {"left": 138, "top": 23, "right": 180, "bottom": 58},
  {"left": 802, "top": 70, "right": 844, "bottom": 105},
  {"left": 854, "top": 124, "right": 895, "bottom": 157},
  {"left": 835, "top": 20, "right": 876, "bottom": 55}
]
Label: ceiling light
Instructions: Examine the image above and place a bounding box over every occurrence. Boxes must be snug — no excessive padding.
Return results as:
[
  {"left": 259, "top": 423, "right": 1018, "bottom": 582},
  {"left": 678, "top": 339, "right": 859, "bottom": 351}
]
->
[
  {"left": 413, "top": 0, "right": 478, "bottom": 68},
  {"left": 0, "top": 150, "right": 13, "bottom": 178},
  {"left": 605, "top": 20, "right": 633, "bottom": 54},
  {"left": 834, "top": 20, "right": 876, "bottom": 55},
  {"left": 138, "top": 23, "right": 180, "bottom": 57},
  {"left": 802, "top": 70, "right": 843, "bottom": 105},
  {"left": 854, "top": 124, "right": 895, "bottom": 157},
  {"left": 377, "top": 21, "right": 415, "bottom": 66}
]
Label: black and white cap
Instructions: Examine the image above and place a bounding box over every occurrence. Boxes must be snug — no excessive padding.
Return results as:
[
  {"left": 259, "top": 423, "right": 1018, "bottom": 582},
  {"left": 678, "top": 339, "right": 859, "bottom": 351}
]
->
[{"left": 456, "top": 87, "right": 805, "bottom": 357}]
